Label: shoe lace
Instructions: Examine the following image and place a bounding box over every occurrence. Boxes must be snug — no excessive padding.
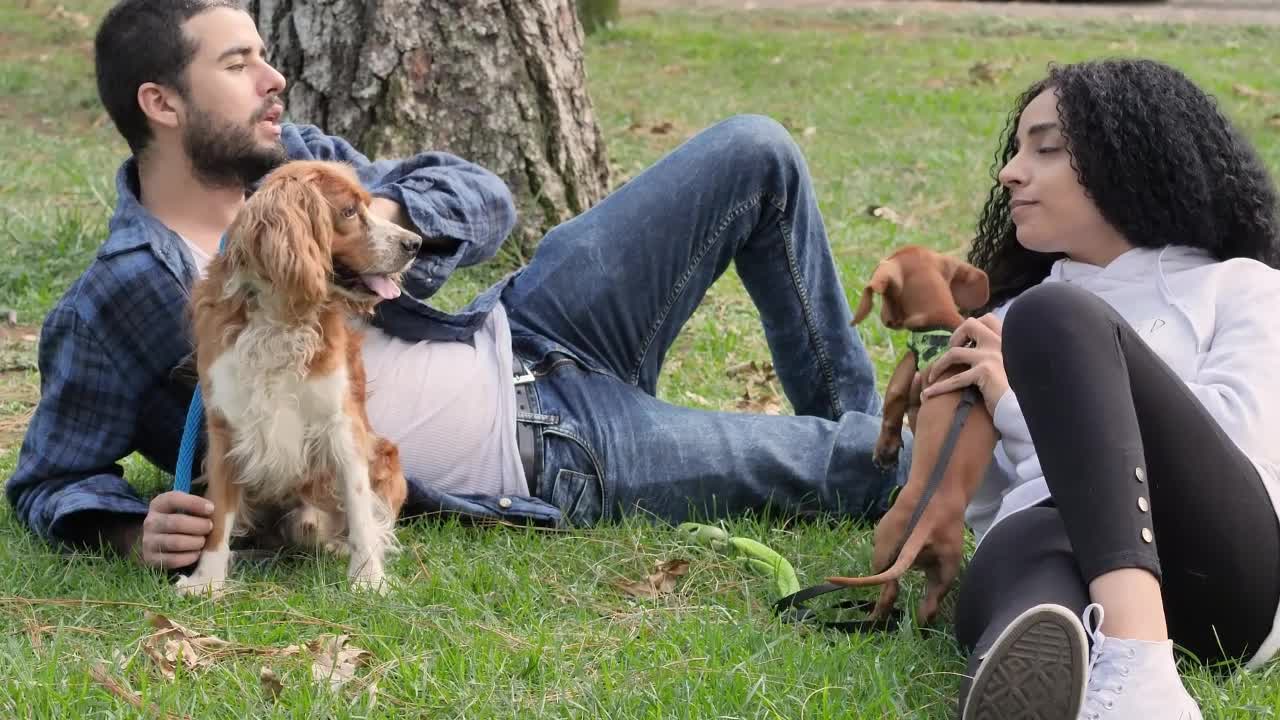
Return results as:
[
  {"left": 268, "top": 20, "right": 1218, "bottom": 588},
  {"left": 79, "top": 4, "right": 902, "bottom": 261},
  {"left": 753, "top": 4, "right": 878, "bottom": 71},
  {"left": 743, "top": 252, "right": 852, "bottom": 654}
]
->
[{"left": 1080, "top": 604, "right": 1137, "bottom": 720}]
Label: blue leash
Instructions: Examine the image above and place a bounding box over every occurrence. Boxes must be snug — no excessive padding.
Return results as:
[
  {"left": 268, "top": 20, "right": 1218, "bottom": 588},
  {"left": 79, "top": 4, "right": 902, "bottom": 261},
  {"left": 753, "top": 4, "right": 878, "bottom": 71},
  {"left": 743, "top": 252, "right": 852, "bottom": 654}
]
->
[
  {"left": 173, "top": 234, "right": 227, "bottom": 494},
  {"left": 173, "top": 385, "right": 204, "bottom": 494}
]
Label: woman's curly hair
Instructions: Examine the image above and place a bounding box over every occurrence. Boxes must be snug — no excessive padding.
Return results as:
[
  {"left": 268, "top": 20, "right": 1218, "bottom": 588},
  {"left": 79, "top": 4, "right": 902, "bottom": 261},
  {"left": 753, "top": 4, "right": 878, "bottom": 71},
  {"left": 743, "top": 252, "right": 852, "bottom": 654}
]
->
[{"left": 968, "top": 58, "right": 1280, "bottom": 312}]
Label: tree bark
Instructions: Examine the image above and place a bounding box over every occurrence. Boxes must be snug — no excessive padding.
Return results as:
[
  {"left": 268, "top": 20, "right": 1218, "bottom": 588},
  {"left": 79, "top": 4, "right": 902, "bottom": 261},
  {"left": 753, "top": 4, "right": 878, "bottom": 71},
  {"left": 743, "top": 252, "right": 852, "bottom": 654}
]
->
[{"left": 249, "top": 0, "right": 611, "bottom": 261}]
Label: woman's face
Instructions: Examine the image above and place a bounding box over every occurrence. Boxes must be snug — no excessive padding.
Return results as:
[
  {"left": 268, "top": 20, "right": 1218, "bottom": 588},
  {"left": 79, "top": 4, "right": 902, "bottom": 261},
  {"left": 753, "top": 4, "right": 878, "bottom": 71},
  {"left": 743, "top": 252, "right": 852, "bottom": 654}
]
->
[{"left": 998, "top": 88, "right": 1132, "bottom": 267}]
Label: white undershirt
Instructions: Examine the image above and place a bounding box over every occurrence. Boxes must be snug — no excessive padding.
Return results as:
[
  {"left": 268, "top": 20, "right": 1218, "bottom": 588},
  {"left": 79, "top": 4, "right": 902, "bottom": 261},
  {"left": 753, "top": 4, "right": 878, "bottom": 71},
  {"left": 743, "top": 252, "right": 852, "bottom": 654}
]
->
[{"left": 179, "top": 236, "right": 527, "bottom": 499}]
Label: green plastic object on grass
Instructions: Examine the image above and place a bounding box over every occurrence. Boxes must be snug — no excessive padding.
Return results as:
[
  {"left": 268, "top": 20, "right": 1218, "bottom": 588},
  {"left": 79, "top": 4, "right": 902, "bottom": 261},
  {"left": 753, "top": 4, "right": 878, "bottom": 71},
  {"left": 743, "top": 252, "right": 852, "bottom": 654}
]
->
[{"left": 676, "top": 522, "right": 802, "bottom": 598}]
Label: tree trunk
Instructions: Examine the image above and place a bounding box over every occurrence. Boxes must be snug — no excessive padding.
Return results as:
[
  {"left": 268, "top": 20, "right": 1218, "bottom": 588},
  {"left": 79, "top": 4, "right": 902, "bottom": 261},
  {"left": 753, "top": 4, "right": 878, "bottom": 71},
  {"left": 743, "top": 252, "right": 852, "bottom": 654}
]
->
[{"left": 249, "top": 0, "right": 611, "bottom": 262}]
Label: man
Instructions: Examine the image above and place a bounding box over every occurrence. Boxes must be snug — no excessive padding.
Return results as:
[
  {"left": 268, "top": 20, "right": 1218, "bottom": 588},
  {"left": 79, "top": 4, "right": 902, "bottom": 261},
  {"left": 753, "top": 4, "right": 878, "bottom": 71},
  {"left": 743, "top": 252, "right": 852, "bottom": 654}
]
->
[{"left": 6, "top": 0, "right": 911, "bottom": 570}]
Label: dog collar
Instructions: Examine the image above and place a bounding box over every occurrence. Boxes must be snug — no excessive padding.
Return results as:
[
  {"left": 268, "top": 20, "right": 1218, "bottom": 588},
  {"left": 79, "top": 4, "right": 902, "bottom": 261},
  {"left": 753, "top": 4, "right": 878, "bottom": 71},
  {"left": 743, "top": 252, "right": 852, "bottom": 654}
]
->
[{"left": 907, "top": 328, "right": 953, "bottom": 367}]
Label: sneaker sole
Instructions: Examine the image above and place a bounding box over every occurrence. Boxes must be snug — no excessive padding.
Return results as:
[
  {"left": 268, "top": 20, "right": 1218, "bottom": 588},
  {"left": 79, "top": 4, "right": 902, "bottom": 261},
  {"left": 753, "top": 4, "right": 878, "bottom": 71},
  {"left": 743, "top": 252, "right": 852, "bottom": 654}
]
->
[{"left": 962, "top": 604, "right": 1088, "bottom": 720}]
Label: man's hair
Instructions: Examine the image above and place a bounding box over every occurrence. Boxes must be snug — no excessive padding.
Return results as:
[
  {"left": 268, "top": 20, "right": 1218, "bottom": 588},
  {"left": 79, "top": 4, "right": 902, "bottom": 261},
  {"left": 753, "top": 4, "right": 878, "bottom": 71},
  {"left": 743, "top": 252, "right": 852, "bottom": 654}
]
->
[
  {"left": 94, "top": 0, "right": 243, "bottom": 156},
  {"left": 968, "top": 58, "right": 1280, "bottom": 312}
]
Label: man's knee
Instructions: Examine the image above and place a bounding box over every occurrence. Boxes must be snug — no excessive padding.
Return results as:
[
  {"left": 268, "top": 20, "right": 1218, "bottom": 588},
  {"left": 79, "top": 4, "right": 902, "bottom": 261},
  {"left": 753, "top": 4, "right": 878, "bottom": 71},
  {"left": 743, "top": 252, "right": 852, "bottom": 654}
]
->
[{"left": 706, "top": 114, "right": 804, "bottom": 177}]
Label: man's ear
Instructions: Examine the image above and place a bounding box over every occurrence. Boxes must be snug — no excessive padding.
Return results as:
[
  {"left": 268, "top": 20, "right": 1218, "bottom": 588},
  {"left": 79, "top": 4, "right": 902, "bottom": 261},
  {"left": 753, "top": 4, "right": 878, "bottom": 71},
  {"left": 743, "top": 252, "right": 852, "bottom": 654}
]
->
[
  {"left": 852, "top": 259, "right": 904, "bottom": 326},
  {"left": 941, "top": 255, "right": 990, "bottom": 312},
  {"left": 137, "top": 81, "right": 182, "bottom": 131}
]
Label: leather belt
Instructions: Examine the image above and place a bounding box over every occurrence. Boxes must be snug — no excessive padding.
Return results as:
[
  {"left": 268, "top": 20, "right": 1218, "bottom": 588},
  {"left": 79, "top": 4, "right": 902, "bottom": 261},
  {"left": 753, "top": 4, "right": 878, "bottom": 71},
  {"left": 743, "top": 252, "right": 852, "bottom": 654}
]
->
[{"left": 513, "top": 357, "right": 539, "bottom": 495}]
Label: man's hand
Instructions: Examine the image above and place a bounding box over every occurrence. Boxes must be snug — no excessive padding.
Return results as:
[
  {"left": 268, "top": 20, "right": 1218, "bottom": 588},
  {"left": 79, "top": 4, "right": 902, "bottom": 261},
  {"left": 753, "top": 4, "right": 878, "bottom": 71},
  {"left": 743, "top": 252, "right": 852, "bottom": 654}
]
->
[
  {"left": 368, "top": 197, "right": 412, "bottom": 230},
  {"left": 368, "top": 196, "right": 459, "bottom": 254},
  {"left": 135, "top": 492, "right": 215, "bottom": 569}
]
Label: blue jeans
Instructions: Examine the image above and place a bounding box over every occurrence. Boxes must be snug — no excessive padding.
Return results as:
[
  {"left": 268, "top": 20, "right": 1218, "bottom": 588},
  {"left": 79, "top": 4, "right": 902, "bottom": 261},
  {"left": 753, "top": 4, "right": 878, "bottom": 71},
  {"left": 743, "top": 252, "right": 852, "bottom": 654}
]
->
[{"left": 501, "top": 115, "right": 912, "bottom": 526}]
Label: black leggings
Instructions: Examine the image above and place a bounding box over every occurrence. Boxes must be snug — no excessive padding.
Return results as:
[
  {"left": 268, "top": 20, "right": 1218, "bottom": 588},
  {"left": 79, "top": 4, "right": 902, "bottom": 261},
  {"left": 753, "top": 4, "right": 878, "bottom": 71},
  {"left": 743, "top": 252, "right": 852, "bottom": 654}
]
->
[{"left": 954, "top": 283, "right": 1280, "bottom": 683}]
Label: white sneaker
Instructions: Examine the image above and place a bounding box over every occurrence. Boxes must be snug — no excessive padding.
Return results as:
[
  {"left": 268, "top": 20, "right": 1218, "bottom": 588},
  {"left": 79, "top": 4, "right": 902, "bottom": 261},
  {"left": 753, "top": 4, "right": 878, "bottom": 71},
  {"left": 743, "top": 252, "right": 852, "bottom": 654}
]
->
[
  {"left": 962, "top": 603, "right": 1090, "bottom": 720},
  {"left": 1078, "top": 603, "right": 1204, "bottom": 720}
]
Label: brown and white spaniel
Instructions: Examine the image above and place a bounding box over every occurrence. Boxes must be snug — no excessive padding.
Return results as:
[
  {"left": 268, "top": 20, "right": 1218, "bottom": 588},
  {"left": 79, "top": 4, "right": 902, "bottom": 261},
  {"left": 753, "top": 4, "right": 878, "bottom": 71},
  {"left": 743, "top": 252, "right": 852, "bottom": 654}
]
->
[{"left": 177, "top": 160, "right": 418, "bottom": 597}]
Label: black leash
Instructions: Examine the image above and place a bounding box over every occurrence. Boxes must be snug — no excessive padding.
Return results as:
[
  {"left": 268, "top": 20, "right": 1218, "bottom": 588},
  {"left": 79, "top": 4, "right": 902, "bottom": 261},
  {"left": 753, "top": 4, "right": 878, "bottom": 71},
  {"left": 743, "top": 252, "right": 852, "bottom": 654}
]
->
[{"left": 773, "top": 384, "right": 982, "bottom": 633}]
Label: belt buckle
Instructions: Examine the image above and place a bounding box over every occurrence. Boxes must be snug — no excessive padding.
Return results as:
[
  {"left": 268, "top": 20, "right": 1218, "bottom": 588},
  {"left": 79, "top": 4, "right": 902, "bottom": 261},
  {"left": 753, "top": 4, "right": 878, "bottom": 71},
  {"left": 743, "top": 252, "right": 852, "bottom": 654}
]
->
[{"left": 513, "top": 370, "right": 536, "bottom": 386}]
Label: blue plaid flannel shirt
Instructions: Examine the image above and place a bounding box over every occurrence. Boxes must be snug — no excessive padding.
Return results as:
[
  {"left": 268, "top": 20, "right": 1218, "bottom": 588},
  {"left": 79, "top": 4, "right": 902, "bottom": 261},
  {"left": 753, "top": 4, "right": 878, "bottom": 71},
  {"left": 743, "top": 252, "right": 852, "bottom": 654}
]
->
[{"left": 6, "top": 123, "right": 564, "bottom": 547}]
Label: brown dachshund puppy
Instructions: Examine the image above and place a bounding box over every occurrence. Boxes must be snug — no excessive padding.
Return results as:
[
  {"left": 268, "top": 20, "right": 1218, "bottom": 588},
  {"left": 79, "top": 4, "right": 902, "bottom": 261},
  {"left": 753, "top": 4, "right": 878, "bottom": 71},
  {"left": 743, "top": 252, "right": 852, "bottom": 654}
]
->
[{"left": 827, "top": 246, "right": 999, "bottom": 625}]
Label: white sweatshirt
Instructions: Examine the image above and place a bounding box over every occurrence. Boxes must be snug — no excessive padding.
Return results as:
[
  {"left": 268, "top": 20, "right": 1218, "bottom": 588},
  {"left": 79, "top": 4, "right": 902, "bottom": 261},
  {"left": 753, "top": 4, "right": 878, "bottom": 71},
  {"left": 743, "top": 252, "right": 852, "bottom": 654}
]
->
[{"left": 963, "top": 245, "right": 1280, "bottom": 670}]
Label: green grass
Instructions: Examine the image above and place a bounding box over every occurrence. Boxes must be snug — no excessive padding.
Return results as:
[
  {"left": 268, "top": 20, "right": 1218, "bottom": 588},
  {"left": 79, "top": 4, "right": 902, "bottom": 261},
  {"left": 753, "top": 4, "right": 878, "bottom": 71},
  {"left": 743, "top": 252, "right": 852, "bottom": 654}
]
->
[{"left": 2, "top": 1, "right": 1280, "bottom": 717}]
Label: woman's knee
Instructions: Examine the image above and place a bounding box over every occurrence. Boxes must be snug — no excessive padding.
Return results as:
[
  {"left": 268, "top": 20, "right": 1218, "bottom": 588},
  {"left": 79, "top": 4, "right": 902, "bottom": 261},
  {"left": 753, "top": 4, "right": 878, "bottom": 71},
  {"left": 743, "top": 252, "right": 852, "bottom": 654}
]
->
[{"left": 1002, "top": 283, "right": 1117, "bottom": 383}]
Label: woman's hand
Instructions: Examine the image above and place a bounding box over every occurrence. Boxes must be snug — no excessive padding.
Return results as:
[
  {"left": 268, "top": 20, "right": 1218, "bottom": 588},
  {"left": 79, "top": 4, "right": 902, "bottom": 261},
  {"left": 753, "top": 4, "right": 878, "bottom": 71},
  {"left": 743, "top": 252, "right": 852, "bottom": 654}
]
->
[{"left": 919, "top": 314, "right": 1010, "bottom": 416}]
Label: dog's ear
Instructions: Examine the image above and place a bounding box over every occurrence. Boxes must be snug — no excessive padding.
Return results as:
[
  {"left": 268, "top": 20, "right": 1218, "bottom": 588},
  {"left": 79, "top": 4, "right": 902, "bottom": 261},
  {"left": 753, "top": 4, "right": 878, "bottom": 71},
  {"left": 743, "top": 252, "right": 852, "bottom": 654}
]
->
[
  {"left": 941, "top": 255, "right": 990, "bottom": 312},
  {"left": 227, "top": 173, "right": 334, "bottom": 314},
  {"left": 853, "top": 259, "right": 904, "bottom": 326}
]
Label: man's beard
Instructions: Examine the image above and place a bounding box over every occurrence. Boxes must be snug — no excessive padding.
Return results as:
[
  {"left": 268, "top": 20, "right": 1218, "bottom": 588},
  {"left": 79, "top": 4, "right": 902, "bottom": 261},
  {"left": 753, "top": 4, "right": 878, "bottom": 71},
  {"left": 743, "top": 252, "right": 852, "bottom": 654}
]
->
[{"left": 183, "top": 99, "right": 287, "bottom": 190}]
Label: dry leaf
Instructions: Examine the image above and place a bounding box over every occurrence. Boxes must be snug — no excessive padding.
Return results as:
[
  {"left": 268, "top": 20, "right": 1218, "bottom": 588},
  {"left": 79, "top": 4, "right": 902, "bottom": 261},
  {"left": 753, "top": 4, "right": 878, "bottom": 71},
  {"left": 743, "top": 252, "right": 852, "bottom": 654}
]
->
[
  {"left": 682, "top": 390, "right": 711, "bottom": 406},
  {"left": 727, "top": 360, "right": 782, "bottom": 414},
  {"left": 769, "top": 56, "right": 783, "bottom": 65},
  {"left": 141, "top": 613, "right": 233, "bottom": 681},
  {"left": 50, "top": 4, "right": 91, "bottom": 28},
  {"left": 661, "top": 64, "right": 686, "bottom": 75},
  {"left": 1232, "top": 83, "right": 1268, "bottom": 100},
  {"left": 726, "top": 359, "right": 776, "bottom": 382},
  {"left": 614, "top": 559, "right": 690, "bottom": 599},
  {"left": 969, "top": 61, "right": 1011, "bottom": 85},
  {"left": 867, "top": 205, "right": 903, "bottom": 224},
  {"left": 649, "top": 121, "right": 674, "bottom": 135},
  {"left": 259, "top": 666, "right": 285, "bottom": 700},
  {"left": 1267, "top": 113, "right": 1280, "bottom": 129},
  {"left": 802, "top": 126, "right": 817, "bottom": 138},
  {"left": 923, "top": 78, "right": 947, "bottom": 90},
  {"left": 735, "top": 386, "right": 783, "bottom": 415},
  {"left": 307, "top": 635, "right": 372, "bottom": 691},
  {"left": 136, "top": 615, "right": 371, "bottom": 695}
]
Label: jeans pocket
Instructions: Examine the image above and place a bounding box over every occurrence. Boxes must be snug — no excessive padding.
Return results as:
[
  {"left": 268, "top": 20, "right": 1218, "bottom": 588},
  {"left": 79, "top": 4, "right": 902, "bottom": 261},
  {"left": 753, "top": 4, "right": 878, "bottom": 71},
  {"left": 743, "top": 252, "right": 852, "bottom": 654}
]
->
[{"left": 549, "top": 469, "right": 603, "bottom": 526}]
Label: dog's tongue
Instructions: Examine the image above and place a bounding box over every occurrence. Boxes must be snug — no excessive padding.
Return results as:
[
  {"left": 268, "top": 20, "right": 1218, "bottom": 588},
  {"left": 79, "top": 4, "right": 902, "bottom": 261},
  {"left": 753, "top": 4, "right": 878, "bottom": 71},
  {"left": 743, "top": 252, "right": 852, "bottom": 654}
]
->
[{"left": 360, "top": 274, "right": 400, "bottom": 300}]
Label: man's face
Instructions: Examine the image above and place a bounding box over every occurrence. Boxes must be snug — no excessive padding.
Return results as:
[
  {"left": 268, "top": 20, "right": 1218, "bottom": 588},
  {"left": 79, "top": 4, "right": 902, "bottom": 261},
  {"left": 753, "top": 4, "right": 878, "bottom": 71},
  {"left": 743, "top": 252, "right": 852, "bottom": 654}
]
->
[{"left": 177, "top": 8, "right": 288, "bottom": 188}]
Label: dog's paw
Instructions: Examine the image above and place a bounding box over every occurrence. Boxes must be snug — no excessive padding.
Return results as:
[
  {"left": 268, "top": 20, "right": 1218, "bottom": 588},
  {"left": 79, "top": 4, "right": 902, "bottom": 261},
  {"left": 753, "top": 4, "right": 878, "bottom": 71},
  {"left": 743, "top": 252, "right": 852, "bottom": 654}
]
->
[
  {"left": 174, "top": 573, "right": 228, "bottom": 600},
  {"left": 323, "top": 539, "right": 351, "bottom": 557},
  {"left": 348, "top": 553, "right": 389, "bottom": 595},
  {"left": 349, "top": 572, "right": 389, "bottom": 595},
  {"left": 872, "top": 440, "right": 901, "bottom": 470}
]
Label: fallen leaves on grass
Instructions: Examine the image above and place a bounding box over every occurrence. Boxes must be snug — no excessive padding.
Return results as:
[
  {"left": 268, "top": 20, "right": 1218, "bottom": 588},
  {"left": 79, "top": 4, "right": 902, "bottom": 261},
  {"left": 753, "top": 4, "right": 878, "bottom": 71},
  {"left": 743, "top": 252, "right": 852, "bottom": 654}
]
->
[
  {"left": 307, "top": 634, "right": 372, "bottom": 691},
  {"left": 1232, "top": 83, "right": 1276, "bottom": 101},
  {"left": 137, "top": 613, "right": 374, "bottom": 695},
  {"left": 614, "top": 559, "right": 690, "bottom": 599},
  {"left": 141, "top": 613, "right": 234, "bottom": 680},
  {"left": 969, "top": 60, "right": 1012, "bottom": 85},
  {"left": 728, "top": 360, "right": 783, "bottom": 415},
  {"left": 1267, "top": 113, "right": 1280, "bottom": 130},
  {"left": 259, "top": 666, "right": 285, "bottom": 700},
  {"left": 48, "top": 4, "right": 91, "bottom": 29},
  {"left": 628, "top": 119, "right": 676, "bottom": 136}
]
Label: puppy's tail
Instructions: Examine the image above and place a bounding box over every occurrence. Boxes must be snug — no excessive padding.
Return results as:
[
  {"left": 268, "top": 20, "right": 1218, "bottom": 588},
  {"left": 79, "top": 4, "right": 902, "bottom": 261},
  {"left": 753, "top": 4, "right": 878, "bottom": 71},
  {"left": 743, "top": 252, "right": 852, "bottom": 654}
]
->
[{"left": 823, "top": 521, "right": 930, "bottom": 588}]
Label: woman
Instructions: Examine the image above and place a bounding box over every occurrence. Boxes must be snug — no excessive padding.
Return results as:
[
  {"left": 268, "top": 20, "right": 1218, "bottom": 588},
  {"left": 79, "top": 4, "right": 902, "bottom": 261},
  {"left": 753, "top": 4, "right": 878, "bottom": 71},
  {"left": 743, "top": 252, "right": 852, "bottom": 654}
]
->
[{"left": 920, "top": 58, "right": 1280, "bottom": 719}]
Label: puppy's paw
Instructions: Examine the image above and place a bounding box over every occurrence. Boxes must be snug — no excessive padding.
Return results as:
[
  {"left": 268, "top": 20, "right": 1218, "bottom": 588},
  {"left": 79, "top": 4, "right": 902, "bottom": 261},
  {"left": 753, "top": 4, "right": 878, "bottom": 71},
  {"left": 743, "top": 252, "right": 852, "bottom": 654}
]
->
[
  {"left": 323, "top": 539, "right": 351, "bottom": 557},
  {"left": 347, "top": 553, "right": 388, "bottom": 595},
  {"left": 174, "top": 572, "right": 228, "bottom": 600},
  {"left": 872, "top": 437, "right": 901, "bottom": 469},
  {"left": 349, "top": 571, "right": 389, "bottom": 595}
]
